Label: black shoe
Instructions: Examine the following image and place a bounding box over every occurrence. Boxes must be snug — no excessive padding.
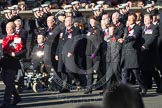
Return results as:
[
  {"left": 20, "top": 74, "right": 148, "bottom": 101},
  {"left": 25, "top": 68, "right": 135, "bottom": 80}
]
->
[
  {"left": 12, "top": 97, "right": 22, "bottom": 106},
  {"left": 59, "top": 89, "right": 70, "bottom": 93},
  {"left": 0, "top": 103, "right": 11, "bottom": 108},
  {"left": 84, "top": 90, "right": 92, "bottom": 94},
  {"left": 140, "top": 89, "right": 147, "bottom": 96},
  {"left": 99, "top": 91, "right": 104, "bottom": 95},
  {"left": 156, "top": 88, "right": 162, "bottom": 93}
]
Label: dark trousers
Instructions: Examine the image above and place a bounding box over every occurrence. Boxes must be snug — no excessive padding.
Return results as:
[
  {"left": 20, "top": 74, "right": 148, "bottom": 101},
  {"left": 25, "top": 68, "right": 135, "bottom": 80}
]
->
[
  {"left": 153, "top": 70, "right": 161, "bottom": 89},
  {"left": 141, "top": 70, "right": 161, "bottom": 89},
  {"left": 1, "top": 69, "right": 20, "bottom": 104},
  {"left": 122, "top": 68, "right": 146, "bottom": 90},
  {"left": 106, "top": 62, "right": 121, "bottom": 89},
  {"left": 86, "top": 56, "right": 100, "bottom": 90}
]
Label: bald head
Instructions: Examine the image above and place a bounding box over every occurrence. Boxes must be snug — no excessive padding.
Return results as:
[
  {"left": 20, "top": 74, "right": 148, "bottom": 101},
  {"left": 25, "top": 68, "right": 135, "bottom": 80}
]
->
[
  {"left": 47, "top": 16, "right": 55, "bottom": 28},
  {"left": 6, "top": 22, "right": 16, "bottom": 35},
  {"left": 47, "top": 16, "right": 55, "bottom": 22}
]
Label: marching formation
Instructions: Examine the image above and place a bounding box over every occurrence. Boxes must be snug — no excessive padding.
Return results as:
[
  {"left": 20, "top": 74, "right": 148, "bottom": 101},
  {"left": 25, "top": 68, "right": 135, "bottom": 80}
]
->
[{"left": 0, "top": 0, "right": 162, "bottom": 108}]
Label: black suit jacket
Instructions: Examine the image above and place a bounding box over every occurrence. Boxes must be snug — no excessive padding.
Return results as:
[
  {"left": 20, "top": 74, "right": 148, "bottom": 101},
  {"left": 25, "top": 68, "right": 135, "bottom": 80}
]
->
[
  {"left": 114, "top": 23, "right": 125, "bottom": 39},
  {"left": 56, "top": 26, "right": 81, "bottom": 56},
  {"left": 85, "top": 29, "right": 103, "bottom": 56},
  {"left": 17, "top": 29, "right": 28, "bottom": 58},
  {"left": 121, "top": 24, "right": 142, "bottom": 68},
  {"left": 43, "top": 24, "right": 61, "bottom": 65},
  {"left": 140, "top": 23, "right": 159, "bottom": 70},
  {"left": 56, "top": 26, "right": 81, "bottom": 72}
]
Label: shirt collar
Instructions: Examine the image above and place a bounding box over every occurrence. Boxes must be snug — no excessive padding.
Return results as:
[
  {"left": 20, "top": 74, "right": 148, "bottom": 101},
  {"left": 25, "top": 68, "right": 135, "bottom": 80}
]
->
[{"left": 129, "top": 24, "right": 135, "bottom": 29}]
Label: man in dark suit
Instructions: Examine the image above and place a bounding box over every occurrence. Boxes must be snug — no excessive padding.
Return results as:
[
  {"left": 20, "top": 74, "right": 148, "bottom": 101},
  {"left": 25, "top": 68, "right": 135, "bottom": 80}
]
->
[
  {"left": 0, "top": 22, "right": 23, "bottom": 108},
  {"left": 118, "top": 13, "right": 146, "bottom": 95},
  {"left": 43, "top": 15, "right": 64, "bottom": 91},
  {"left": 43, "top": 15, "right": 61, "bottom": 79},
  {"left": 44, "top": 16, "right": 60, "bottom": 75},
  {"left": 140, "top": 14, "right": 161, "bottom": 92},
  {"left": 112, "top": 12, "right": 125, "bottom": 39},
  {"left": 14, "top": 19, "right": 28, "bottom": 91},
  {"left": 84, "top": 16, "right": 103, "bottom": 94},
  {"left": 14, "top": 19, "right": 28, "bottom": 58},
  {"left": 104, "top": 24, "right": 122, "bottom": 93},
  {"left": 55, "top": 16, "right": 81, "bottom": 93}
]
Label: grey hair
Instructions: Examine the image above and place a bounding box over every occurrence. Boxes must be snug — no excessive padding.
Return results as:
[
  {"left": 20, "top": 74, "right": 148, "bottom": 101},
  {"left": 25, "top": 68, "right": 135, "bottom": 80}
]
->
[{"left": 14, "top": 19, "right": 23, "bottom": 25}]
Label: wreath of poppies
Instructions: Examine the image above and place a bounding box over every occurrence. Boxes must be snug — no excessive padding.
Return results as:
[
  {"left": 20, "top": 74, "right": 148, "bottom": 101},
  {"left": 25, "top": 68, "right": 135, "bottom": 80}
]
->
[{"left": 2, "top": 34, "right": 23, "bottom": 54}]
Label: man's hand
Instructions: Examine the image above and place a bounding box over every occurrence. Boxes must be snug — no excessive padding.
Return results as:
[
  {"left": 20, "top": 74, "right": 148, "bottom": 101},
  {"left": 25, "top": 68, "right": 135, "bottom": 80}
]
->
[
  {"left": 142, "top": 45, "right": 146, "bottom": 49},
  {"left": 67, "top": 53, "right": 72, "bottom": 57},
  {"left": 55, "top": 56, "right": 59, "bottom": 60},
  {"left": 0, "top": 39, "right": 3, "bottom": 43},
  {"left": 118, "top": 38, "right": 124, "bottom": 44},
  {"left": 90, "top": 53, "right": 96, "bottom": 59}
]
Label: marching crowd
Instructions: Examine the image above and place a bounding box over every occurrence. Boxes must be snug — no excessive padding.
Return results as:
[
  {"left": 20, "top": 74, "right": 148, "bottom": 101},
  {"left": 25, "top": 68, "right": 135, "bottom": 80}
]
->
[{"left": 0, "top": 0, "right": 162, "bottom": 108}]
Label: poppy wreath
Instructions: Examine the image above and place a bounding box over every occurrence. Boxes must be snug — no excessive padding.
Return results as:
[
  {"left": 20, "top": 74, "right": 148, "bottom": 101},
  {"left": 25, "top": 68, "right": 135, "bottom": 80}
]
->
[{"left": 2, "top": 34, "right": 23, "bottom": 54}]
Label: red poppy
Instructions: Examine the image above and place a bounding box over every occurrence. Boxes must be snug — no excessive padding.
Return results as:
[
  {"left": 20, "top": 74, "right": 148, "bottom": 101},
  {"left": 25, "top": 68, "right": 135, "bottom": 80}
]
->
[
  {"left": 128, "top": 26, "right": 131, "bottom": 32},
  {"left": 67, "top": 29, "right": 73, "bottom": 34},
  {"left": 111, "top": 37, "right": 116, "bottom": 42}
]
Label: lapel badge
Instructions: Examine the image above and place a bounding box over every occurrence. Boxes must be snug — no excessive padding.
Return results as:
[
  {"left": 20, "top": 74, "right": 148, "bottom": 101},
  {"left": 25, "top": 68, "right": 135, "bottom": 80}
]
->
[
  {"left": 49, "top": 32, "right": 53, "bottom": 35},
  {"left": 60, "top": 33, "right": 63, "bottom": 38}
]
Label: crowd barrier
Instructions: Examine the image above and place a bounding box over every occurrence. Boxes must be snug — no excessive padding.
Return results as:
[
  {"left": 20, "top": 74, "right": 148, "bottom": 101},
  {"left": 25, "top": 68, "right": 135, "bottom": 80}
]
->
[{"left": 0, "top": 6, "right": 162, "bottom": 19}]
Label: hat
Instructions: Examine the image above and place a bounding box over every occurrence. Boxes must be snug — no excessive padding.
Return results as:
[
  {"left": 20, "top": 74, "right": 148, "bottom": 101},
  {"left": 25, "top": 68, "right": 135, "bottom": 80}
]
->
[
  {"left": 18, "top": 1, "right": 25, "bottom": 5},
  {"left": 44, "top": 1, "right": 51, "bottom": 5},
  {"left": 65, "top": 9, "right": 72, "bottom": 13},
  {"left": 41, "top": 4, "right": 49, "bottom": 7},
  {"left": 3, "top": 9, "right": 11, "bottom": 13},
  {"left": 96, "top": 1, "right": 104, "bottom": 5},
  {"left": 12, "top": 5, "right": 18, "bottom": 9},
  {"left": 71, "top": 1, "right": 80, "bottom": 5},
  {"left": 117, "top": 3, "right": 128, "bottom": 9},
  {"left": 8, "top": 6, "right": 14, "bottom": 10},
  {"left": 64, "top": 5, "right": 72, "bottom": 10},
  {"left": 144, "top": 1, "right": 154, "bottom": 9},
  {"left": 151, "top": 9, "right": 159, "bottom": 16},
  {"left": 32, "top": 7, "right": 40, "bottom": 12},
  {"left": 92, "top": 5, "right": 101, "bottom": 11},
  {"left": 56, "top": 10, "right": 65, "bottom": 17}
]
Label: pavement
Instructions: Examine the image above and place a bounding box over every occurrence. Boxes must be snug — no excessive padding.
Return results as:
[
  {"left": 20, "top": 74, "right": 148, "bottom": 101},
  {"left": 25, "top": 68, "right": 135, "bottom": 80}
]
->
[{"left": 0, "top": 81, "right": 162, "bottom": 108}]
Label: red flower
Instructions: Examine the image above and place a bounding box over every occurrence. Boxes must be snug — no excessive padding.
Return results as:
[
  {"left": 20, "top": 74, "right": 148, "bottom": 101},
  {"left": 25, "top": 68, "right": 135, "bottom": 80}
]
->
[
  {"left": 111, "top": 37, "right": 116, "bottom": 42},
  {"left": 2, "top": 34, "right": 23, "bottom": 54},
  {"left": 67, "top": 29, "right": 73, "bottom": 34}
]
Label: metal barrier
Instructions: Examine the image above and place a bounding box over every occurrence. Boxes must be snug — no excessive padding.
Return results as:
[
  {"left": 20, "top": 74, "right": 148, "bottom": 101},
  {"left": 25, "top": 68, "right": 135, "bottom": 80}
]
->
[{"left": 0, "top": 6, "right": 162, "bottom": 18}]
